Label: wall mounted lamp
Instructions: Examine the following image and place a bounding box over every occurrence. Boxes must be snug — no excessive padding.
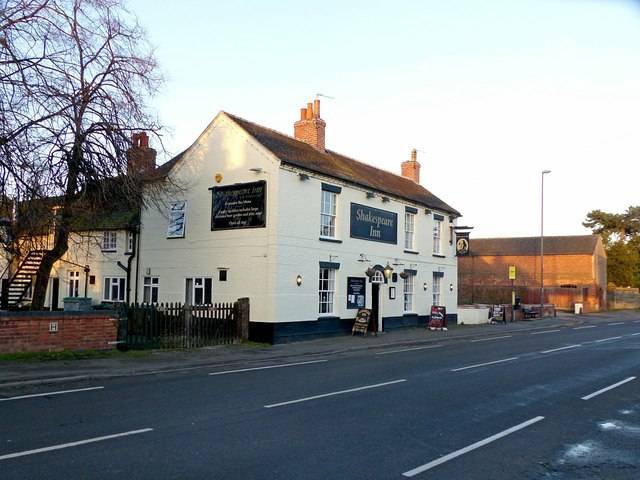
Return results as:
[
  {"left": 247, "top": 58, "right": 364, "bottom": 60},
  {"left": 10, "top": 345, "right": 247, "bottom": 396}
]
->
[
  {"left": 449, "top": 283, "right": 454, "bottom": 291},
  {"left": 383, "top": 263, "right": 393, "bottom": 278},
  {"left": 296, "top": 275, "right": 303, "bottom": 286},
  {"left": 423, "top": 283, "right": 428, "bottom": 291},
  {"left": 366, "top": 192, "right": 376, "bottom": 199},
  {"left": 382, "top": 196, "right": 390, "bottom": 203}
]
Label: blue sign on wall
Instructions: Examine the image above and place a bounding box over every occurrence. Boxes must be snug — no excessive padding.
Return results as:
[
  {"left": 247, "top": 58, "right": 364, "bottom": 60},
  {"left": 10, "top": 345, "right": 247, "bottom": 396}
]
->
[{"left": 350, "top": 203, "right": 397, "bottom": 244}]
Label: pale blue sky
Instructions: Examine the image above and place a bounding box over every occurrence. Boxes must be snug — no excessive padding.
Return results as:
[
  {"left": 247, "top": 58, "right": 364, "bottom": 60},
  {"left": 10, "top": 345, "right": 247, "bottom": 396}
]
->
[{"left": 131, "top": 0, "right": 640, "bottom": 238}]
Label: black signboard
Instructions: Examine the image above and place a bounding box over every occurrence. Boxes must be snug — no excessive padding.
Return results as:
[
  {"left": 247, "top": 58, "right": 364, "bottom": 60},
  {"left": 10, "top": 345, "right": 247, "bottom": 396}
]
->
[
  {"left": 211, "top": 181, "right": 266, "bottom": 230},
  {"left": 350, "top": 203, "right": 397, "bottom": 244},
  {"left": 347, "top": 277, "right": 366, "bottom": 309}
]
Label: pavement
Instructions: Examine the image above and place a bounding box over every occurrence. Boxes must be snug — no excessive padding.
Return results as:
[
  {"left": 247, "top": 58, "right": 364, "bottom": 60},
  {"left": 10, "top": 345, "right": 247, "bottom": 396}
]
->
[{"left": 0, "top": 310, "right": 635, "bottom": 390}]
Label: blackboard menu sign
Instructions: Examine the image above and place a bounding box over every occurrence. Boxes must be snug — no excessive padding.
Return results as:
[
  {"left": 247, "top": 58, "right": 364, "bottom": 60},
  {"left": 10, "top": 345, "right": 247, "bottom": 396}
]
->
[
  {"left": 347, "top": 277, "right": 366, "bottom": 309},
  {"left": 211, "top": 181, "right": 266, "bottom": 230}
]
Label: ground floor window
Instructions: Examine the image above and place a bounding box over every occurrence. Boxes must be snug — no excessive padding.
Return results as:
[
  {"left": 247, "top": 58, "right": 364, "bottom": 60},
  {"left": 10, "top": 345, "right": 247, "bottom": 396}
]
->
[
  {"left": 143, "top": 276, "right": 159, "bottom": 304},
  {"left": 318, "top": 268, "right": 336, "bottom": 314},
  {"left": 185, "top": 277, "right": 212, "bottom": 305},
  {"left": 432, "top": 275, "right": 442, "bottom": 306},
  {"left": 68, "top": 271, "right": 80, "bottom": 298},
  {"left": 104, "top": 277, "right": 126, "bottom": 302},
  {"left": 403, "top": 275, "right": 414, "bottom": 312}
]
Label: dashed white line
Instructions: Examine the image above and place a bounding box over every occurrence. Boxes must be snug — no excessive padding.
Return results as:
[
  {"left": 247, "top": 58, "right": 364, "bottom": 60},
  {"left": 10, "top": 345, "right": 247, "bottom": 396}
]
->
[
  {"left": 471, "top": 335, "right": 512, "bottom": 343},
  {"left": 0, "top": 386, "right": 104, "bottom": 402},
  {"left": 0, "top": 428, "right": 153, "bottom": 461},
  {"left": 264, "top": 379, "right": 406, "bottom": 408},
  {"left": 607, "top": 322, "right": 625, "bottom": 326},
  {"left": 594, "top": 336, "right": 623, "bottom": 343},
  {"left": 402, "top": 416, "right": 545, "bottom": 477},
  {"left": 209, "top": 360, "right": 327, "bottom": 375},
  {"left": 541, "top": 345, "right": 581, "bottom": 354},
  {"left": 451, "top": 357, "right": 519, "bottom": 372},
  {"left": 574, "top": 325, "right": 596, "bottom": 330},
  {"left": 582, "top": 377, "right": 636, "bottom": 401},
  {"left": 530, "top": 329, "right": 560, "bottom": 335},
  {"left": 377, "top": 345, "right": 443, "bottom": 355}
]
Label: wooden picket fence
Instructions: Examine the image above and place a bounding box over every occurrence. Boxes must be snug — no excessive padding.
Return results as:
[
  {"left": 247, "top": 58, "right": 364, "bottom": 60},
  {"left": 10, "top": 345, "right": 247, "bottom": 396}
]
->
[{"left": 118, "top": 302, "right": 237, "bottom": 350}]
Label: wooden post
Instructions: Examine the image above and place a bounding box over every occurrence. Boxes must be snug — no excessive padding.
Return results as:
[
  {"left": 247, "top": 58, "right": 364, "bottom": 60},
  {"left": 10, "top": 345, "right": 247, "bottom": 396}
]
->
[{"left": 235, "top": 297, "right": 249, "bottom": 342}]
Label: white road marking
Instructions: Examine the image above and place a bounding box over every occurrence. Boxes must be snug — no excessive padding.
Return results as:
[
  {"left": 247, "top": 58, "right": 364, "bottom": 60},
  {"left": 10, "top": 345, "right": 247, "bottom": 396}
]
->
[
  {"left": 377, "top": 345, "right": 443, "bottom": 355},
  {"left": 0, "top": 386, "right": 104, "bottom": 402},
  {"left": 451, "top": 357, "right": 518, "bottom": 372},
  {"left": 264, "top": 379, "right": 406, "bottom": 408},
  {"left": 582, "top": 377, "right": 636, "bottom": 401},
  {"left": 574, "top": 325, "right": 596, "bottom": 330},
  {"left": 632, "top": 333, "right": 640, "bottom": 336},
  {"left": 402, "top": 416, "right": 545, "bottom": 477},
  {"left": 470, "top": 335, "right": 512, "bottom": 343},
  {"left": 541, "top": 345, "right": 581, "bottom": 354},
  {"left": 209, "top": 360, "right": 327, "bottom": 375},
  {"left": 0, "top": 428, "right": 153, "bottom": 461},
  {"left": 530, "top": 329, "right": 560, "bottom": 335},
  {"left": 594, "top": 336, "right": 623, "bottom": 343},
  {"left": 607, "top": 322, "right": 625, "bottom": 326}
]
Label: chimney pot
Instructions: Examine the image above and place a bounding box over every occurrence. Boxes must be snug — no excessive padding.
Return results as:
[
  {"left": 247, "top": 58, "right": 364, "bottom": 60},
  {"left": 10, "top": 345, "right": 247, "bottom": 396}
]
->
[{"left": 294, "top": 100, "right": 326, "bottom": 150}]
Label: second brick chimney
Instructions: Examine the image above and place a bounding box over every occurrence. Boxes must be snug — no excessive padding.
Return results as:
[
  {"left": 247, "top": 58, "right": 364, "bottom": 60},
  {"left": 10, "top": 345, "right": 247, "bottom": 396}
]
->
[
  {"left": 294, "top": 99, "right": 326, "bottom": 150},
  {"left": 127, "top": 132, "right": 157, "bottom": 175},
  {"left": 401, "top": 149, "right": 421, "bottom": 184}
]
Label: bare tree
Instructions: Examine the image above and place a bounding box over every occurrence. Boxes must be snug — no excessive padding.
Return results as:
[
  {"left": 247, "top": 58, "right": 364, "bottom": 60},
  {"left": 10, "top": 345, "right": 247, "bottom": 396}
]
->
[{"left": 0, "top": 0, "right": 164, "bottom": 308}]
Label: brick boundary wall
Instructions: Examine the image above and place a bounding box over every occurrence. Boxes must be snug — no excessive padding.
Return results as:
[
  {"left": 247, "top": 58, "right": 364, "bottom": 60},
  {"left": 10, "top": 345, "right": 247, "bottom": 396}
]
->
[{"left": 0, "top": 311, "right": 118, "bottom": 353}]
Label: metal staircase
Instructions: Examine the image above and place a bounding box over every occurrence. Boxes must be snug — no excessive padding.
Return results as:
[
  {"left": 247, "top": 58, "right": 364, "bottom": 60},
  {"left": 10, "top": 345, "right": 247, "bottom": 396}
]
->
[{"left": 1, "top": 250, "right": 47, "bottom": 309}]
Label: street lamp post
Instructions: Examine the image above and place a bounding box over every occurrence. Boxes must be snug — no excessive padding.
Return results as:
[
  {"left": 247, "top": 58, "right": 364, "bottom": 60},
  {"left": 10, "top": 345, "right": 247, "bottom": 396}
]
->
[{"left": 540, "top": 169, "right": 551, "bottom": 318}]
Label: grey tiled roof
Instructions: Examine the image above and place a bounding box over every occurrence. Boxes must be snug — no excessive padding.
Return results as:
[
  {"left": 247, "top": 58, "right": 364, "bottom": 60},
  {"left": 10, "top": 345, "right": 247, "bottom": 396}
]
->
[
  {"left": 226, "top": 113, "right": 460, "bottom": 216},
  {"left": 157, "top": 112, "right": 460, "bottom": 216},
  {"left": 468, "top": 235, "right": 602, "bottom": 256}
]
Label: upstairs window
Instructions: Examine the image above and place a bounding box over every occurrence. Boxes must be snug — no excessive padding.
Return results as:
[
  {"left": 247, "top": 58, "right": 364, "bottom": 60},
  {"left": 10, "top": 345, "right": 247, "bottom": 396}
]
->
[
  {"left": 320, "top": 183, "right": 341, "bottom": 239},
  {"left": 433, "top": 214, "right": 444, "bottom": 255},
  {"left": 102, "top": 231, "right": 117, "bottom": 252},
  {"left": 404, "top": 210, "right": 416, "bottom": 251},
  {"left": 167, "top": 201, "right": 187, "bottom": 238}
]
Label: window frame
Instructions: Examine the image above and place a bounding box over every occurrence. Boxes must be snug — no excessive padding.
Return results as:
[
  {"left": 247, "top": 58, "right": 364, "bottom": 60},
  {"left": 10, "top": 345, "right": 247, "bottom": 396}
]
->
[
  {"left": 185, "top": 277, "right": 212, "bottom": 305},
  {"left": 68, "top": 271, "right": 80, "bottom": 298},
  {"left": 403, "top": 274, "right": 414, "bottom": 313},
  {"left": 103, "top": 277, "right": 126, "bottom": 302},
  {"left": 167, "top": 201, "right": 187, "bottom": 238},
  {"left": 318, "top": 267, "right": 336, "bottom": 315},
  {"left": 102, "top": 231, "right": 117, "bottom": 252},
  {"left": 432, "top": 217, "right": 443, "bottom": 255},
  {"left": 404, "top": 211, "right": 416, "bottom": 251},
  {"left": 432, "top": 275, "right": 442, "bottom": 306},
  {"left": 143, "top": 276, "right": 159, "bottom": 304},
  {"left": 320, "top": 189, "right": 338, "bottom": 239}
]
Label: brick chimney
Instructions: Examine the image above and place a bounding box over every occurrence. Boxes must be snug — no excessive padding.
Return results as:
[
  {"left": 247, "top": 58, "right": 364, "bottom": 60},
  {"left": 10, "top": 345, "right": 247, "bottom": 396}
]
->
[
  {"left": 127, "top": 132, "right": 157, "bottom": 175},
  {"left": 401, "top": 149, "right": 421, "bottom": 184},
  {"left": 294, "top": 99, "right": 326, "bottom": 150}
]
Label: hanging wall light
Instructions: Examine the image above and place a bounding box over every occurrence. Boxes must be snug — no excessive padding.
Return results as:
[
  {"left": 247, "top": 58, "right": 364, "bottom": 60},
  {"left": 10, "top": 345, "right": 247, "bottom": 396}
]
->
[
  {"left": 296, "top": 275, "right": 303, "bottom": 286},
  {"left": 423, "top": 283, "right": 428, "bottom": 291},
  {"left": 384, "top": 263, "right": 393, "bottom": 278}
]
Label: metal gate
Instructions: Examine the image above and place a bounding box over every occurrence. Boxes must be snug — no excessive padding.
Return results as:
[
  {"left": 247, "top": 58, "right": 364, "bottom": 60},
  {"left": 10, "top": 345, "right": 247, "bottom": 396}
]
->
[{"left": 118, "top": 302, "right": 237, "bottom": 350}]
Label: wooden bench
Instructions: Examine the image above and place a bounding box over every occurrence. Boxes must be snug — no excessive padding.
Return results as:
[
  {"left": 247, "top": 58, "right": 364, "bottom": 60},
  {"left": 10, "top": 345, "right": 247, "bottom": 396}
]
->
[{"left": 522, "top": 306, "right": 538, "bottom": 319}]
